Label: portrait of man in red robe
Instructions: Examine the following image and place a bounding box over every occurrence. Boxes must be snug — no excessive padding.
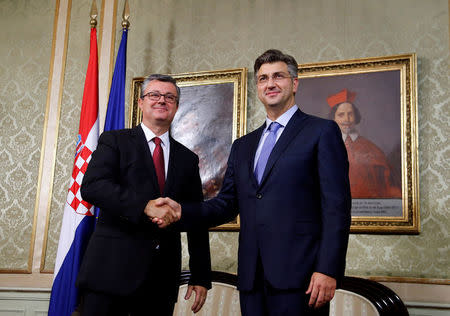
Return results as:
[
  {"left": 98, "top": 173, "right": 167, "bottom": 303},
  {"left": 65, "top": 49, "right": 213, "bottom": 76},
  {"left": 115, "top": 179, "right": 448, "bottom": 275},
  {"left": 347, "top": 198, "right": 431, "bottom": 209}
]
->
[{"left": 327, "top": 88, "right": 401, "bottom": 199}]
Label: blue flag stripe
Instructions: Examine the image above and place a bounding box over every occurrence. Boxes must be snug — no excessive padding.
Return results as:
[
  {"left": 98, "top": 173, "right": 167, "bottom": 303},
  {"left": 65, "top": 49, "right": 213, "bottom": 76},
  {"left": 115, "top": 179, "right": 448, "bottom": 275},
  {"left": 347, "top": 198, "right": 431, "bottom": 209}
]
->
[{"left": 48, "top": 215, "right": 96, "bottom": 315}]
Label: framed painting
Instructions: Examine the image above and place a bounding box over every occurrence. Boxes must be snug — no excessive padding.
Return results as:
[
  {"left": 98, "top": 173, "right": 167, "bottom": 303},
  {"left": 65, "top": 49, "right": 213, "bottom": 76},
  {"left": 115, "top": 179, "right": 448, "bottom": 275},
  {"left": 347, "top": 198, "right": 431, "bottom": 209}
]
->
[
  {"left": 130, "top": 68, "right": 247, "bottom": 231},
  {"left": 296, "top": 54, "right": 419, "bottom": 233}
]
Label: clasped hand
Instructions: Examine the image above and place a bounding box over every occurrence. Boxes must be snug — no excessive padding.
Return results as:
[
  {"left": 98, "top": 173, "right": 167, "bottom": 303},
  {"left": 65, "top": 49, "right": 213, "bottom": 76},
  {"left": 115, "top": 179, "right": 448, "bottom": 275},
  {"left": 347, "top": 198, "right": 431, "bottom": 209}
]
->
[{"left": 144, "top": 197, "right": 181, "bottom": 228}]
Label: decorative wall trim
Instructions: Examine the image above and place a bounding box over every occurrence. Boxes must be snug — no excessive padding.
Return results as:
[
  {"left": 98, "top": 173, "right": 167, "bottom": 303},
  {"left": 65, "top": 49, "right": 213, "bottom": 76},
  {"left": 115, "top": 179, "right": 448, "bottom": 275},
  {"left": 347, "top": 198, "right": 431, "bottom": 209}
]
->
[
  {"left": 0, "top": 274, "right": 52, "bottom": 289},
  {"left": 0, "top": 0, "right": 70, "bottom": 275},
  {"left": 22, "top": 0, "right": 65, "bottom": 274},
  {"left": 0, "top": 289, "right": 50, "bottom": 294},
  {"left": 0, "top": 290, "right": 50, "bottom": 316},
  {"left": 37, "top": 0, "right": 72, "bottom": 274},
  {"left": 381, "top": 281, "right": 450, "bottom": 306},
  {"left": 29, "top": 0, "right": 70, "bottom": 274},
  {"left": 407, "top": 302, "right": 450, "bottom": 309},
  {"left": 0, "top": 288, "right": 449, "bottom": 316},
  {"left": 369, "top": 276, "right": 450, "bottom": 285}
]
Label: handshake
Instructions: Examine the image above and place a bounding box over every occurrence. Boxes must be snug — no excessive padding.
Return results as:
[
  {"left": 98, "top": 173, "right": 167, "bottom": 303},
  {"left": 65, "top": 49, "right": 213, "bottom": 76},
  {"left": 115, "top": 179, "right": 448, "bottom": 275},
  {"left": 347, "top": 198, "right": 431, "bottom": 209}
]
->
[{"left": 144, "top": 197, "right": 182, "bottom": 228}]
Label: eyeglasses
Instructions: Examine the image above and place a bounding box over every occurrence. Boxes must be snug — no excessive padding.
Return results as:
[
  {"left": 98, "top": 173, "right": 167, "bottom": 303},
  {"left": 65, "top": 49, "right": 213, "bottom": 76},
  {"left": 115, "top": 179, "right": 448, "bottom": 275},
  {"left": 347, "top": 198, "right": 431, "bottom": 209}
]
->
[
  {"left": 257, "top": 72, "right": 292, "bottom": 85},
  {"left": 141, "top": 91, "right": 178, "bottom": 103}
]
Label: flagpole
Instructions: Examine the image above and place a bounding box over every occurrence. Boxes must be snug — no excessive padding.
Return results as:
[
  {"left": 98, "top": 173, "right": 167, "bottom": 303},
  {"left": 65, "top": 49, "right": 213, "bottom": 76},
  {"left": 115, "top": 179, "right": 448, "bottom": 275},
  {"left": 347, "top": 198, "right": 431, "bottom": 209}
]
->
[
  {"left": 103, "top": 0, "right": 129, "bottom": 133},
  {"left": 90, "top": 0, "right": 97, "bottom": 28},
  {"left": 122, "top": 0, "right": 130, "bottom": 30}
]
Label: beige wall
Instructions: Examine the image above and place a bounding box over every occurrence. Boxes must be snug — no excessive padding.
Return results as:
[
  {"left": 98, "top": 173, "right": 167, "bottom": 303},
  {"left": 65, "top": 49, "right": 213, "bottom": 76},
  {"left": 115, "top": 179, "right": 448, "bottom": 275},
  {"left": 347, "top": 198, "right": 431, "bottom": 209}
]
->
[
  {"left": 0, "top": 0, "right": 448, "bottom": 310},
  {"left": 0, "top": 0, "right": 55, "bottom": 272}
]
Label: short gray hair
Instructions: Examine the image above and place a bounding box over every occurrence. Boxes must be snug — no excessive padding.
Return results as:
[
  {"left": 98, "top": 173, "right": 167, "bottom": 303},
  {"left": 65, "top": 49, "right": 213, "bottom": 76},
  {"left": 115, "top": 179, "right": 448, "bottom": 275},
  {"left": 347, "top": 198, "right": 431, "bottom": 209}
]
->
[{"left": 140, "top": 74, "right": 181, "bottom": 105}]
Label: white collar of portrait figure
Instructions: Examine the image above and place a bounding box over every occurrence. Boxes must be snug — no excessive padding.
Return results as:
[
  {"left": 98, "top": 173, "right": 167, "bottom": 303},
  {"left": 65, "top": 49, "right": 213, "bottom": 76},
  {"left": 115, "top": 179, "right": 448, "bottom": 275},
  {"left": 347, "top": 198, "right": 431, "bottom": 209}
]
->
[{"left": 342, "top": 132, "right": 359, "bottom": 142}]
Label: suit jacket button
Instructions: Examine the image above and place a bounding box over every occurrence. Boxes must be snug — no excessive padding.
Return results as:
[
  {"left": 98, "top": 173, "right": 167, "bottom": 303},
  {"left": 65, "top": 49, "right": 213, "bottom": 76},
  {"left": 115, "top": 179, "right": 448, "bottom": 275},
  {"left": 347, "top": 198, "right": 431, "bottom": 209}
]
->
[{"left": 256, "top": 193, "right": 262, "bottom": 199}]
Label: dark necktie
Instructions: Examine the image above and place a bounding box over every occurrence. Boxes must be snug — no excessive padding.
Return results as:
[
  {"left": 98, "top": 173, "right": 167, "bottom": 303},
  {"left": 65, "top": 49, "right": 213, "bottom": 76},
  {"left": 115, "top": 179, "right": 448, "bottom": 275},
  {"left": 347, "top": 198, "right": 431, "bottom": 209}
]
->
[
  {"left": 152, "top": 137, "right": 165, "bottom": 195},
  {"left": 254, "top": 122, "right": 282, "bottom": 184}
]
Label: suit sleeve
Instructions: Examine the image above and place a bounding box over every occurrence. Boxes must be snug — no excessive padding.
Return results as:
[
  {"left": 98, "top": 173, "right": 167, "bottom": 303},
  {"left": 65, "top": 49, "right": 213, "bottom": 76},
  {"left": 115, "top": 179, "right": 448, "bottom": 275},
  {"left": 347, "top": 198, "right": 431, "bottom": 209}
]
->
[
  {"left": 181, "top": 139, "right": 240, "bottom": 229},
  {"left": 80, "top": 131, "right": 150, "bottom": 225},
  {"left": 185, "top": 155, "right": 212, "bottom": 289},
  {"left": 315, "top": 121, "right": 352, "bottom": 284}
]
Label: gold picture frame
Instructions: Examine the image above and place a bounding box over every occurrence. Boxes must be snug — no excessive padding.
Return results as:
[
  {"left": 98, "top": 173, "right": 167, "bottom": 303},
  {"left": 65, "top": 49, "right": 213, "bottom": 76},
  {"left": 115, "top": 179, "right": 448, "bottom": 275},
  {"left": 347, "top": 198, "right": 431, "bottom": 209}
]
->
[
  {"left": 130, "top": 68, "right": 247, "bottom": 231},
  {"left": 296, "top": 54, "right": 419, "bottom": 233}
]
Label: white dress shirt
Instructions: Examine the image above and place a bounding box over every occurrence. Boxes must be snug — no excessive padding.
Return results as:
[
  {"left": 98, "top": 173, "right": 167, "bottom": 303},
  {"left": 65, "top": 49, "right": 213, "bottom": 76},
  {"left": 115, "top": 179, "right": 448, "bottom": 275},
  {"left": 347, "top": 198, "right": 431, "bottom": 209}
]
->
[
  {"left": 254, "top": 105, "right": 298, "bottom": 170},
  {"left": 140, "top": 123, "right": 170, "bottom": 177}
]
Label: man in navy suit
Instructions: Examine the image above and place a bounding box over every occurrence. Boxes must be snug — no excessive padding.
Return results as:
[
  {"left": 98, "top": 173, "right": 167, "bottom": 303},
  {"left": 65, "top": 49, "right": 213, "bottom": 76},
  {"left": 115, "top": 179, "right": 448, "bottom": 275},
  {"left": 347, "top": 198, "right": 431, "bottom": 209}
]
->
[
  {"left": 77, "top": 74, "right": 211, "bottom": 316},
  {"left": 153, "top": 50, "right": 351, "bottom": 315}
]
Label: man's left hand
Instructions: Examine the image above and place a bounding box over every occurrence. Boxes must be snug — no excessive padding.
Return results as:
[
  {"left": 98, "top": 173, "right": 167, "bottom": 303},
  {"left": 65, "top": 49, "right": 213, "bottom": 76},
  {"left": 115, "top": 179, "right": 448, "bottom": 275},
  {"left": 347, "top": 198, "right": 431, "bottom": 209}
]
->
[
  {"left": 184, "top": 285, "right": 208, "bottom": 313},
  {"left": 306, "top": 272, "right": 336, "bottom": 309}
]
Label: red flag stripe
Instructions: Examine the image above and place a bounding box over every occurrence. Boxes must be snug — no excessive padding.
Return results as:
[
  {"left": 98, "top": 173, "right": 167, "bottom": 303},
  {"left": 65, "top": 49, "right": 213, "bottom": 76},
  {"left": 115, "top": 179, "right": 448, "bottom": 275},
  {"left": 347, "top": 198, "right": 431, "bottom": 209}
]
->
[{"left": 78, "top": 28, "right": 98, "bottom": 143}]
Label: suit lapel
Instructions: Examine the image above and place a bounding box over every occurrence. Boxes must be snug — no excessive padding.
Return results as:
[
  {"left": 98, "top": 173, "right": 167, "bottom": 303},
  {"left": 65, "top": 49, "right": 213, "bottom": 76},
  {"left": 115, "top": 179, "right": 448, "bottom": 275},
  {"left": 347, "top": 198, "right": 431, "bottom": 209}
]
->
[
  {"left": 164, "top": 136, "right": 178, "bottom": 197},
  {"left": 259, "top": 109, "right": 309, "bottom": 186},
  {"left": 132, "top": 125, "right": 160, "bottom": 193}
]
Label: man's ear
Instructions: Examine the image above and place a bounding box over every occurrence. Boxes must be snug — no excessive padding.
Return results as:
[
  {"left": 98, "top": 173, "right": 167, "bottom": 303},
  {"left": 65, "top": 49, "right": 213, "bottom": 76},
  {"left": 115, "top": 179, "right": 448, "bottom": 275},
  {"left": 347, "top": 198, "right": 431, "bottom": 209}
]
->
[{"left": 292, "top": 77, "right": 299, "bottom": 94}]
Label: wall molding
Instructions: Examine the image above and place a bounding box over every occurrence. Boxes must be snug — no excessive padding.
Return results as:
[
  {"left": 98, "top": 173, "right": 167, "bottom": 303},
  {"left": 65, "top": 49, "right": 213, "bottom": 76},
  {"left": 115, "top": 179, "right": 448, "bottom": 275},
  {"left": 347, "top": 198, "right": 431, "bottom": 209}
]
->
[
  {"left": 0, "top": 288, "right": 449, "bottom": 316},
  {"left": 37, "top": 0, "right": 72, "bottom": 274},
  {"left": 369, "top": 276, "right": 450, "bottom": 285},
  {"left": 0, "top": 290, "right": 50, "bottom": 316}
]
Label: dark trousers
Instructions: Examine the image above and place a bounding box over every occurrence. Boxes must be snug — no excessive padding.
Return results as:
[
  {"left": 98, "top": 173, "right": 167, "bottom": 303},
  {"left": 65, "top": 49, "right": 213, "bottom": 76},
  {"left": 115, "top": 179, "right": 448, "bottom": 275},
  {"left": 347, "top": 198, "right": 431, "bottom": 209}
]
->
[
  {"left": 80, "top": 251, "right": 176, "bottom": 316},
  {"left": 239, "top": 256, "right": 329, "bottom": 316},
  {"left": 80, "top": 289, "right": 175, "bottom": 316}
]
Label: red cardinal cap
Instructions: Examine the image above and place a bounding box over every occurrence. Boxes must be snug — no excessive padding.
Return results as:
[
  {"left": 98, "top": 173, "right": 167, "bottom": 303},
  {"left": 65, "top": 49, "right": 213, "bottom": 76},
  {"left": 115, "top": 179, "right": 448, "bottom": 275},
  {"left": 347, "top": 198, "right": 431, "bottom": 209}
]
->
[{"left": 327, "top": 88, "right": 356, "bottom": 108}]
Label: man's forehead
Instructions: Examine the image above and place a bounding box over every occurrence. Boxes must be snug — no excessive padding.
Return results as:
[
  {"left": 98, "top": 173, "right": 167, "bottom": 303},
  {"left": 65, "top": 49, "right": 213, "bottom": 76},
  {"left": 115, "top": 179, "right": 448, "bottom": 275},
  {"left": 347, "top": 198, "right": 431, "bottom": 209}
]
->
[
  {"left": 336, "top": 102, "right": 354, "bottom": 112},
  {"left": 146, "top": 80, "right": 177, "bottom": 92},
  {"left": 257, "top": 62, "right": 290, "bottom": 77}
]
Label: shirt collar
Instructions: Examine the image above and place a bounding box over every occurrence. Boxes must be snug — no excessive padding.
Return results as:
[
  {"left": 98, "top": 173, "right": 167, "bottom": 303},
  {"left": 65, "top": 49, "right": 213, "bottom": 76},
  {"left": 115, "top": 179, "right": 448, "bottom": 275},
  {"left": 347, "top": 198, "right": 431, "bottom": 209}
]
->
[
  {"left": 263, "top": 104, "right": 298, "bottom": 132},
  {"left": 140, "top": 123, "right": 170, "bottom": 145},
  {"left": 342, "top": 131, "right": 359, "bottom": 142}
]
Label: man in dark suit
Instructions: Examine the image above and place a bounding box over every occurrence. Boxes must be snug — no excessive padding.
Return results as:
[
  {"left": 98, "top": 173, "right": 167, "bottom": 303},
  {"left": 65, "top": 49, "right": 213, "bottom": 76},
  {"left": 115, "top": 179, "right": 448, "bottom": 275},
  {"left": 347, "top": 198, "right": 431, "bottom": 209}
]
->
[
  {"left": 77, "top": 74, "right": 211, "bottom": 316},
  {"left": 153, "top": 50, "right": 352, "bottom": 315}
]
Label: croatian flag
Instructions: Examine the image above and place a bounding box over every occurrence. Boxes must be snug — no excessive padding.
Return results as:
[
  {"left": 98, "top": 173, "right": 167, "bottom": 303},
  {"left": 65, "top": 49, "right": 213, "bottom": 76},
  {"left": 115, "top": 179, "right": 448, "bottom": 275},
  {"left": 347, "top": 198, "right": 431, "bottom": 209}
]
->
[{"left": 48, "top": 26, "right": 99, "bottom": 316}]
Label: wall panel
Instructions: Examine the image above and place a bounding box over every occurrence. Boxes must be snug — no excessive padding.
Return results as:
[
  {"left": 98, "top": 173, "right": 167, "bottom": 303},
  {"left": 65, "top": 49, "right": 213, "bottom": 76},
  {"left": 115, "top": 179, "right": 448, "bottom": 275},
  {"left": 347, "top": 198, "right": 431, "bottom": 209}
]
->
[{"left": 0, "top": 0, "right": 55, "bottom": 272}]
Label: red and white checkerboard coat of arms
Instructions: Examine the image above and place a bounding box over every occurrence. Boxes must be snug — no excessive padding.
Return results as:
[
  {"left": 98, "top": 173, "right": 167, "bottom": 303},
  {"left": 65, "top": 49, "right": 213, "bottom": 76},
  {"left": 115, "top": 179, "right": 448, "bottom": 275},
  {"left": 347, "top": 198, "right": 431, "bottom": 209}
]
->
[{"left": 66, "top": 135, "right": 94, "bottom": 216}]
